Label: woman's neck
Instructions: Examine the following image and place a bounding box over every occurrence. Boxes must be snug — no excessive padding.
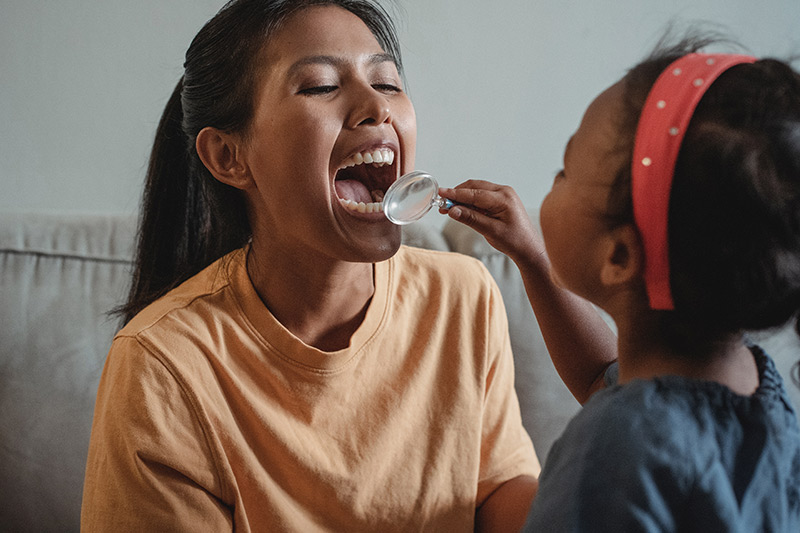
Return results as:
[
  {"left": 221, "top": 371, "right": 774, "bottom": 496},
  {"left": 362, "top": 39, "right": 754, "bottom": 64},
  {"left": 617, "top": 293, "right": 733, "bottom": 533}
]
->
[{"left": 245, "top": 240, "right": 376, "bottom": 352}]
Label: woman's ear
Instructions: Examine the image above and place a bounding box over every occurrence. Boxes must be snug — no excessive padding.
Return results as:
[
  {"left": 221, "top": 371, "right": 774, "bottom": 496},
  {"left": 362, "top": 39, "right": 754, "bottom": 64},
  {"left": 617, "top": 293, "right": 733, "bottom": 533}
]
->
[
  {"left": 599, "top": 224, "right": 643, "bottom": 288},
  {"left": 195, "top": 126, "right": 251, "bottom": 190}
]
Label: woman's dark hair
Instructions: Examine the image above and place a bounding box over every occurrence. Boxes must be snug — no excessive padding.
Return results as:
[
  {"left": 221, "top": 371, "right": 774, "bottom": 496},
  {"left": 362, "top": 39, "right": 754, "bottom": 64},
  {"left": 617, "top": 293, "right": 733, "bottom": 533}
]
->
[
  {"left": 117, "top": 0, "right": 403, "bottom": 324},
  {"left": 606, "top": 32, "right": 800, "bottom": 342}
]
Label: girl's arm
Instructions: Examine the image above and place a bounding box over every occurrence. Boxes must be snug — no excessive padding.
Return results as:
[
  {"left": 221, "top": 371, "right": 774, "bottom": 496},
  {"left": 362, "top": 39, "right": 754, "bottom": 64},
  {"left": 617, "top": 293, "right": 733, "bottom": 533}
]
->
[{"left": 441, "top": 181, "right": 617, "bottom": 403}]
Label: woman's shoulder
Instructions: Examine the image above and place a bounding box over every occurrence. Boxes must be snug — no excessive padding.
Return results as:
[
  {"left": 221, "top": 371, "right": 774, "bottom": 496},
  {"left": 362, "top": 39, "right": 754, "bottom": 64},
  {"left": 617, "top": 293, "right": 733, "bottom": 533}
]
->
[
  {"left": 390, "top": 246, "right": 501, "bottom": 307},
  {"left": 118, "top": 248, "right": 245, "bottom": 339}
]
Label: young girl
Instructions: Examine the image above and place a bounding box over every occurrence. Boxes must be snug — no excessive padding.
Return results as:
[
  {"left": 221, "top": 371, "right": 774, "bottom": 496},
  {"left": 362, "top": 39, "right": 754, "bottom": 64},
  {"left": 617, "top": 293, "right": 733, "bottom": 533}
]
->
[{"left": 442, "top": 37, "right": 800, "bottom": 530}]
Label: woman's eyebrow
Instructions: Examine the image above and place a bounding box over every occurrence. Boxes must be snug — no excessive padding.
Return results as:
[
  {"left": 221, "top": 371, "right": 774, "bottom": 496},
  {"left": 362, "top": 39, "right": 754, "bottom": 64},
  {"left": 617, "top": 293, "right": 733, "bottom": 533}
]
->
[
  {"left": 287, "top": 53, "right": 396, "bottom": 77},
  {"left": 367, "top": 52, "right": 396, "bottom": 66},
  {"left": 287, "top": 55, "right": 341, "bottom": 76}
]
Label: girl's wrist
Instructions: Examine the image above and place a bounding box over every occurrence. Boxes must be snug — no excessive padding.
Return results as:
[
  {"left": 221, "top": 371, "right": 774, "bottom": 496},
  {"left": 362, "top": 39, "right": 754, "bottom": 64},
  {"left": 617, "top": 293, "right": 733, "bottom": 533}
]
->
[{"left": 509, "top": 243, "right": 549, "bottom": 277}]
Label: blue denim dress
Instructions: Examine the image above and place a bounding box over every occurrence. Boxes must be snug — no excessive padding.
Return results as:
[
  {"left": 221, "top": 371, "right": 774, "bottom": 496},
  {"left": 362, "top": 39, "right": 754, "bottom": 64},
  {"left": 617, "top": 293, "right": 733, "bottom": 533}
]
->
[{"left": 524, "top": 347, "right": 800, "bottom": 532}]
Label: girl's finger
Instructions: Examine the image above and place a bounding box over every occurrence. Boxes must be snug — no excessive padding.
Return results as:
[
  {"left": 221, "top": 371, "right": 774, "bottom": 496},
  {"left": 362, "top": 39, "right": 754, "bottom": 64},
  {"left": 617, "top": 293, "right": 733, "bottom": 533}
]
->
[
  {"left": 452, "top": 179, "right": 505, "bottom": 191},
  {"left": 447, "top": 204, "right": 503, "bottom": 235},
  {"left": 440, "top": 186, "right": 504, "bottom": 212}
]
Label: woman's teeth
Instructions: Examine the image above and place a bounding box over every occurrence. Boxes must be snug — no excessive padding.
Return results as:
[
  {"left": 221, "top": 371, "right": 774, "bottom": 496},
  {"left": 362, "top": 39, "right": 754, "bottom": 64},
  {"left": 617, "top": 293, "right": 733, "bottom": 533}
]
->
[
  {"left": 339, "top": 149, "right": 395, "bottom": 168},
  {"left": 336, "top": 149, "right": 393, "bottom": 214},
  {"left": 340, "top": 190, "right": 385, "bottom": 214}
]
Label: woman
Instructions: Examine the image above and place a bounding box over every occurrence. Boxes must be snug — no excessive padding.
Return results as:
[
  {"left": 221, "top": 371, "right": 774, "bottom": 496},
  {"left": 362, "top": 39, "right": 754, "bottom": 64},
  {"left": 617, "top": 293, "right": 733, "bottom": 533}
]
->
[{"left": 81, "top": 1, "right": 552, "bottom": 530}]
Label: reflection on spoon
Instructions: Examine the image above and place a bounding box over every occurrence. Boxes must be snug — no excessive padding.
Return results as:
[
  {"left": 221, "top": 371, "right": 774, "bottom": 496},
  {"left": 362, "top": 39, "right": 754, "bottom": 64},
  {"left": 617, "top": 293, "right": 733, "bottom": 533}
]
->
[{"left": 382, "top": 171, "right": 454, "bottom": 225}]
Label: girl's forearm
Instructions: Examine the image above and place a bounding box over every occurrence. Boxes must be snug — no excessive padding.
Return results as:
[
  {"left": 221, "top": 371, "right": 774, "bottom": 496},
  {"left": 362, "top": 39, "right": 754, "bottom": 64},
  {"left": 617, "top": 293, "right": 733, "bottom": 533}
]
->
[{"left": 513, "top": 254, "right": 618, "bottom": 404}]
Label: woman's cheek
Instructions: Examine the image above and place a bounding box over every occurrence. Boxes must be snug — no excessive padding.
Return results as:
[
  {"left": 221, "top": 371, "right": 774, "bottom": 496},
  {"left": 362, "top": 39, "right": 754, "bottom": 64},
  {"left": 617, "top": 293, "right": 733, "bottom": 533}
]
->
[{"left": 391, "top": 97, "right": 416, "bottom": 153}]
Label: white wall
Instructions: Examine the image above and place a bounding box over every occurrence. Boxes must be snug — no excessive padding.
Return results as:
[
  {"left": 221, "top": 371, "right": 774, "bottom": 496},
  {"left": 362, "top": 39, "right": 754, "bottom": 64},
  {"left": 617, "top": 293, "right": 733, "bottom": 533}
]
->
[{"left": 2, "top": 0, "right": 799, "bottom": 223}]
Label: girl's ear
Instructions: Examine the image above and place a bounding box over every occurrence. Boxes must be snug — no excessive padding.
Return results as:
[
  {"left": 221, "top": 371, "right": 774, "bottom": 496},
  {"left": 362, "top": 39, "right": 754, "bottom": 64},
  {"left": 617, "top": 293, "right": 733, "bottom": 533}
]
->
[
  {"left": 195, "top": 126, "right": 252, "bottom": 190},
  {"left": 599, "top": 224, "right": 643, "bottom": 288}
]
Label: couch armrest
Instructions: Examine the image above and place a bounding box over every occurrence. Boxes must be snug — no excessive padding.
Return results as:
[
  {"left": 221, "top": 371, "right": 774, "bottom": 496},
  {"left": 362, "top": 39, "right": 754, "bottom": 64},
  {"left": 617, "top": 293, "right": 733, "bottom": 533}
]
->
[{"left": 0, "top": 212, "right": 135, "bottom": 531}]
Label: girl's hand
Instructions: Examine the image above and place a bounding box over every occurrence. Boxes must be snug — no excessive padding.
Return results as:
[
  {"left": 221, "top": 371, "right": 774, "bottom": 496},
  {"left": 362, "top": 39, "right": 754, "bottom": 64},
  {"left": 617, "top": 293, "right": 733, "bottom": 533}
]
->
[{"left": 439, "top": 180, "right": 544, "bottom": 266}]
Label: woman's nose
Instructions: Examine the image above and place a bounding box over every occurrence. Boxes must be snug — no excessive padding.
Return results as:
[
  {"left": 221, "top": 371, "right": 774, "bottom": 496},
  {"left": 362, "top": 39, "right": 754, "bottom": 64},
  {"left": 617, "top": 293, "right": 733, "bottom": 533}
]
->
[{"left": 347, "top": 84, "right": 391, "bottom": 128}]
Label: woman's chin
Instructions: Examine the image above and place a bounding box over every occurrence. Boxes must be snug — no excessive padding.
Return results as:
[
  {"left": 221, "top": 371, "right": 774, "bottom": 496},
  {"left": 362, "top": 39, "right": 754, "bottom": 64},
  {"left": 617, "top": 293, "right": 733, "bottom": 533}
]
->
[{"left": 347, "top": 225, "right": 402, "bottom": 263}]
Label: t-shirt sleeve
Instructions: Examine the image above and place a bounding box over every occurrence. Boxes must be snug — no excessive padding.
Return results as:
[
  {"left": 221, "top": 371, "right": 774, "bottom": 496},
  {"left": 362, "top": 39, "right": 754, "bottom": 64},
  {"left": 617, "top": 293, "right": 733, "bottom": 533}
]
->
[
  {"left": 81, "top": 335, "right": 233, "bottom": 531},
  {"left": 476, "top": 269, "right": 540, "bottom": 505}
]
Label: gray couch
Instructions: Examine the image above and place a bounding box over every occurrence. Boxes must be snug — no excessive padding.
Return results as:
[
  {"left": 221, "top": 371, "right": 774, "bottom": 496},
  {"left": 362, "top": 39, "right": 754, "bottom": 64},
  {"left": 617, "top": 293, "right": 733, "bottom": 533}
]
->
[{"left": 2, "top": 211, "right": 799, "bottom": 532}]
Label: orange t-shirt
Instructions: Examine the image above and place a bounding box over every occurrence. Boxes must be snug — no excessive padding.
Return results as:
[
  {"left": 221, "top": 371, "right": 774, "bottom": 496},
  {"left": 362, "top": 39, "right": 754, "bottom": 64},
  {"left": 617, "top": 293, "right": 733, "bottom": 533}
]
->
[{"left": 81, "top": 245, "right": 539, "bottom": 531}]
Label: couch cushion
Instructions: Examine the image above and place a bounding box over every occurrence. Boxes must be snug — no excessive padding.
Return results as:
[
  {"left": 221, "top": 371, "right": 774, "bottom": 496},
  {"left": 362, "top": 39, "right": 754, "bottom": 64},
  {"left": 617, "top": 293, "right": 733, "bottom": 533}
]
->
[{"left": 0, "top": 212, "right": 134, "bottom": 531}]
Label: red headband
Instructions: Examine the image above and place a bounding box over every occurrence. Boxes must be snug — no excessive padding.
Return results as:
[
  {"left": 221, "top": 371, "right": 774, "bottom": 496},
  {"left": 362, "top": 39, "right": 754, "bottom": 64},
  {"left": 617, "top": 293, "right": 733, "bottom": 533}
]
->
[{"left": 631, "top": 53, "right": 756, "bottom": 310}]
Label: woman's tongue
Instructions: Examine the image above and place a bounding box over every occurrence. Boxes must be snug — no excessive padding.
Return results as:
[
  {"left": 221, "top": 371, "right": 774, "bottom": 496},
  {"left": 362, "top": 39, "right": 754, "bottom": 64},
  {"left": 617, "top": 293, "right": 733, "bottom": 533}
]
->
[{"left": 335, "top": 179, "right": 374, "bottom": 203}]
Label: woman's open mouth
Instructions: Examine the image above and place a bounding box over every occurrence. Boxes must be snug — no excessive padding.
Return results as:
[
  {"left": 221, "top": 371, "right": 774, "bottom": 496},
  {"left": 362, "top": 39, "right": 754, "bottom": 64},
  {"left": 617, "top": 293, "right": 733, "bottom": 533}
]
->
[{"left": 334, "top": 148, "right": 396, "bottom": 214}]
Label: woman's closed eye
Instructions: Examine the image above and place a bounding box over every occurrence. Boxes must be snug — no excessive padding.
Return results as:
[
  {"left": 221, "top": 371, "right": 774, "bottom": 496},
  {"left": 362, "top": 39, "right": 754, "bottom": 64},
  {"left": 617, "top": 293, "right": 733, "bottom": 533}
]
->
[
  {"left": 298, "top": 85, "right": 338, "bottom": 96},
  {"left": 372, "top": 82, "right": 402, "bottom": 93},
  {"left": 299, "top": 83, "right": 402, "bottom": 96}
]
